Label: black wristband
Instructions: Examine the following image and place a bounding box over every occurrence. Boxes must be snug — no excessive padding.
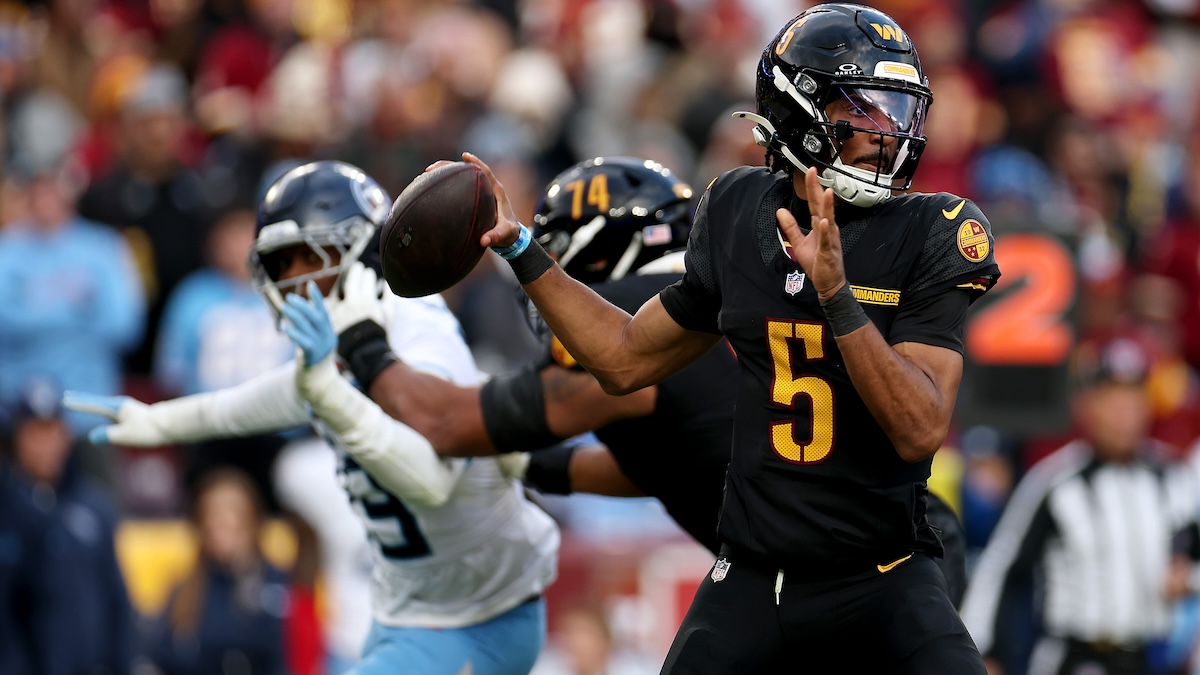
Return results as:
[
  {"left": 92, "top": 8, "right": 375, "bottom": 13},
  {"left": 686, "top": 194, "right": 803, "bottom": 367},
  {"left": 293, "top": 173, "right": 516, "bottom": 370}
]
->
[
  {"left": 820, "top": 283, "right": 869, "bottom": 337},
  {"left": 480, "top": 365, "right": 564, "bottom": 453},
  {"left": 337, "top": 320, "right": 398, "bottom": 392},
  {"left": 524, "top": 443, "right": 577, "bottom": 495},
  {"left": 507, "top": 238, "right": 555, "bottom": 285}
]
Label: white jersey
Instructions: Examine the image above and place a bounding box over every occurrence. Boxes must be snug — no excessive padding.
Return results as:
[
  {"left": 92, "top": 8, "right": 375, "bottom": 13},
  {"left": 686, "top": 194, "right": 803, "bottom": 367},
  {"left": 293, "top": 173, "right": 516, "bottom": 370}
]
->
[{"left": 323, "top": 292, "right": 559, "bottom": 629}]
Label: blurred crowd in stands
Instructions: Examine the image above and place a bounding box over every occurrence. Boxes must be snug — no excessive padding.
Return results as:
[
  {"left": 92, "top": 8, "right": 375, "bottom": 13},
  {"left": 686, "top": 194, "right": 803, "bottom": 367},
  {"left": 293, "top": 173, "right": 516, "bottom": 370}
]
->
[{"left": 3, "top": 0, "right": 1200, "bottom": 672}]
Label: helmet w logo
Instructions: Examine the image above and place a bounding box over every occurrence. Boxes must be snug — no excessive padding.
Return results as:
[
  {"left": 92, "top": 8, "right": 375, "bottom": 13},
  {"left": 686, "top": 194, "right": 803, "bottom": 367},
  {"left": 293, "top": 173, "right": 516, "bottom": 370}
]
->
[{"left": 869, "top": 23, "right": 906, "bottom": 44}]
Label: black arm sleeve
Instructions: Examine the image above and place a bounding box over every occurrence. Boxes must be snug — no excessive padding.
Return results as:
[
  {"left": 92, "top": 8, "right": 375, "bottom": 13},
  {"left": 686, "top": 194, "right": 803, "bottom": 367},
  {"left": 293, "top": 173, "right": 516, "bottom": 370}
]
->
[
  {"left": 337, "top": 320, "right": 399, "bottom": 392},
  {"left": 524, "top": 443, "right": 578, "bottom": 495},
  {"left": 480, "top": 364, "right": 565, "bottom": 453}
]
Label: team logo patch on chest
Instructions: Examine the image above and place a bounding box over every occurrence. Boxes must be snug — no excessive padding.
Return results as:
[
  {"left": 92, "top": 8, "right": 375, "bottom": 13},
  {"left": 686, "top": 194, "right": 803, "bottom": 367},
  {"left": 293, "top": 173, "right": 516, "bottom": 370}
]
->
[
  {"left": 711, "top": 558, "right": 731, "bottom": 582},
  {"left": 784, "top": 270, "right": 806, "bottom": 296},
  {"left": 957, "top": 220, "right": 990, "bottom": 262}
]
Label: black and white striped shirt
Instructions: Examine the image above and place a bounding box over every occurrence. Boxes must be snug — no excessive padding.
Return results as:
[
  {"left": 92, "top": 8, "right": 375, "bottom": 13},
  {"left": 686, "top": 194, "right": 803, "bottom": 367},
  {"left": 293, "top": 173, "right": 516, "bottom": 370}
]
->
[{"left": 961, "top": 440, "right": 1199, "bottom": 655}]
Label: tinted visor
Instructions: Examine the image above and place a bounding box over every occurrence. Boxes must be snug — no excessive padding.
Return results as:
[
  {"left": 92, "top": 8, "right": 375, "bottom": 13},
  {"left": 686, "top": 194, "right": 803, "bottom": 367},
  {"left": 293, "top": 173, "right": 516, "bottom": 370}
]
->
[{"left": 827, "top": 85, "right": 926, "bottom": 136}]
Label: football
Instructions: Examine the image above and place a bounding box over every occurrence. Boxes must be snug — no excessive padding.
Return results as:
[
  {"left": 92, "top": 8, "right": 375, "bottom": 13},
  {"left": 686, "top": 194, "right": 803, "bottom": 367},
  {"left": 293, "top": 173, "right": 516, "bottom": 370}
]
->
[{"left": 379, "top": 162, "right": 496, "bottom": 298}]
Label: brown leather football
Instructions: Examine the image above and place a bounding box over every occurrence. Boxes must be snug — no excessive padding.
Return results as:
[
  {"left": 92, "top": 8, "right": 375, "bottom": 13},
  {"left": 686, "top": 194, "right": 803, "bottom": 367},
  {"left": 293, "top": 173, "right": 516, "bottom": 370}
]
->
[{"left": 380, "top": 162, "right": 496, "bottom": 298}]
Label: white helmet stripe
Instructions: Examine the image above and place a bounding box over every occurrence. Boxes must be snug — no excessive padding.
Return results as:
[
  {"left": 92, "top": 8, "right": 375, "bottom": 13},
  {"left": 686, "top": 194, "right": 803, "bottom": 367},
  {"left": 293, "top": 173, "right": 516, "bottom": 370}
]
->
[
  {"left": 609, "top": 231, "right": 643, "bottom": 281},
  {"left": 558, "top": 215, "right": 607, "bottom": 271}
]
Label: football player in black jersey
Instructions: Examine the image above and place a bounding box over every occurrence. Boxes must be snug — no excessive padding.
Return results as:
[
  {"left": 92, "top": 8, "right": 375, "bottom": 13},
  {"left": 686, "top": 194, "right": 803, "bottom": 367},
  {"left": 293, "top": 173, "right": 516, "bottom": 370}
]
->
[
  {"left": 465, "top": 3, "right": 999, "bottom": 673},
  {"left": 342, "top": 154, "right": 969, "bottom": 603}
]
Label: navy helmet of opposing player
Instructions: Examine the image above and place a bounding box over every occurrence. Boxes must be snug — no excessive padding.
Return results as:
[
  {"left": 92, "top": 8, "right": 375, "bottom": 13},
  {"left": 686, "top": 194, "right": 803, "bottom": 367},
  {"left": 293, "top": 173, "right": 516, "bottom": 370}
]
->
[
  {"left": 532, "top": 157, "right": 693, "bottom": 286},
  {"left": 736, "top": 3, "right": 932, "bottom": 207},
  {"left": 249, "top": 161, "right": 391, "bottom": 320}
]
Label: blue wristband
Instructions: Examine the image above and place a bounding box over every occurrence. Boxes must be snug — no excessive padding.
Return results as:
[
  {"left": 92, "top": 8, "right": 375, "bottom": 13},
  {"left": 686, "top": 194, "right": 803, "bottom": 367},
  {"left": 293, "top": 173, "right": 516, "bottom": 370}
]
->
[{"left": 493, "top": 225, "right": 532, "bottom": 260}]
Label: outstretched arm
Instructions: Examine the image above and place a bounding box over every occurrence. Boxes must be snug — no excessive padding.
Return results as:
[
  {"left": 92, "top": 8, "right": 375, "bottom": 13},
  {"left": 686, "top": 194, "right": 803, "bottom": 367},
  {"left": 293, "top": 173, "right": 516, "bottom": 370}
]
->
[
  {"left": 506, "top": 443, "right": 646, "bottom": 497},
  {"left": 282, "top": 283, "right": 464, "bottom": 508},
  {"left": 64, "top": 364, "right": 309, "bottom": 447},
  {"left": 331, "top": 263, "right": 657, "bottom": 456},
  {"left": 366, "top": 360, "right": 656, "bottom": 458}
]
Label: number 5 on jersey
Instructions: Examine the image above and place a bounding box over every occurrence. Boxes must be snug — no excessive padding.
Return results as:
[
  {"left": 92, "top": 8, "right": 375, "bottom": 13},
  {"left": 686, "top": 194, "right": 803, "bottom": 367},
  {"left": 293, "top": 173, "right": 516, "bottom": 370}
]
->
[{"left": 768, "top": 320, "right": 834, "bottom": 464}]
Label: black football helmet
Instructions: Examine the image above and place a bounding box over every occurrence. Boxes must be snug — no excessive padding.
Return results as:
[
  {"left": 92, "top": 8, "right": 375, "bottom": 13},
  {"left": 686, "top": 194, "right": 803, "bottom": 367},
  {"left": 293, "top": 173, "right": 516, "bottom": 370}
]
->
[
  {"left": 532, "top": 157, "right": 693, "bottom": 285},
  {"left": 249, "top": 161, "right": 391, "bottom": 319},
  {"left": 734, "top": 3, "right": 932, "bottom": 207}
]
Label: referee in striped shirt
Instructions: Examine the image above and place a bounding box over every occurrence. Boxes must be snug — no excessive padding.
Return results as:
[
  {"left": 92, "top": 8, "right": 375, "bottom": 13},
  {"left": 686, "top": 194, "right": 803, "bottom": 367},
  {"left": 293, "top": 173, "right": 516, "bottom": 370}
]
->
[{"left": 962, "top": 338, "right": 1200, "bottom": 675}]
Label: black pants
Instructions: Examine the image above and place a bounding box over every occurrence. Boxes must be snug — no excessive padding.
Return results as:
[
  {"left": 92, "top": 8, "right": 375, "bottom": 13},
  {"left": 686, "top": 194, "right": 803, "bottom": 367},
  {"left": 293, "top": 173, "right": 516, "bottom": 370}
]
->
[{"left": 661, "top": 550, "right": 985, "bottom": 674}]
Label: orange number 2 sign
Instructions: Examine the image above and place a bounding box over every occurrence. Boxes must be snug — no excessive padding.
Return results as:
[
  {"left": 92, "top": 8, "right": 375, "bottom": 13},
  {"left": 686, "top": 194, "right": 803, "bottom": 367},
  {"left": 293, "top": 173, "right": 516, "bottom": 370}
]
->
[{"left": 965, "top": 233, "right": 1076, "bottom": 365}]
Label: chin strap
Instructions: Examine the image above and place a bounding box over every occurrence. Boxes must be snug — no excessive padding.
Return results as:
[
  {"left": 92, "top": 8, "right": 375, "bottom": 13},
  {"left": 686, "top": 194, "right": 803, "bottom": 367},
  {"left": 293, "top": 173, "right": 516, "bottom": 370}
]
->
[
  {"left": 732, "top": 111, "right": 891, "bottom": 208},
  {"left": 820, "top": 161, "right": 891, "bottom": 207}
]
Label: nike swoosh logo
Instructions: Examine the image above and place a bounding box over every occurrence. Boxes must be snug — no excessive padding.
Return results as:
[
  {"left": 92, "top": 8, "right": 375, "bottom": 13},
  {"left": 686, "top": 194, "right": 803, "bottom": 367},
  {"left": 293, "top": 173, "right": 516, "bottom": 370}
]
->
[
  {"left": 942, "top": 200, "right": 965, "bottom": 220},
  {"left": 877, "top": 554, "right": 913, "bottom": 574}
]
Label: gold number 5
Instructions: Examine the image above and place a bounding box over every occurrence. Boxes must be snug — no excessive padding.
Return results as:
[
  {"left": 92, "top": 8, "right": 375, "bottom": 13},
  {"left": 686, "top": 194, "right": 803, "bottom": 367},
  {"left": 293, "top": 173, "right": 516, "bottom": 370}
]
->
[
  {"left": 775, "top": 16, "right": 810, "bottom": 55},
  {"left": 767, "top": 320, "right": 835, "bottom": 464}
]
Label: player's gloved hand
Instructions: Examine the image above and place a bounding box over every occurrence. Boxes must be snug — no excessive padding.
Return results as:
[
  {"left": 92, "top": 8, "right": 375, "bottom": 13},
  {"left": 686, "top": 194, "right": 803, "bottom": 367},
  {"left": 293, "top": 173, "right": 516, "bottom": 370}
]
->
[
  {"left": 281, "top": 282, "right": 338, "bottom": 369},
  {"left": 326, "top": 262, "right": 385, "bottom": 335},
  {"left": 62, "top": 391, "right": 164, "bottom": 446},
  {"left": 327, "top": 263, "right": 398, "bottom": 392}
]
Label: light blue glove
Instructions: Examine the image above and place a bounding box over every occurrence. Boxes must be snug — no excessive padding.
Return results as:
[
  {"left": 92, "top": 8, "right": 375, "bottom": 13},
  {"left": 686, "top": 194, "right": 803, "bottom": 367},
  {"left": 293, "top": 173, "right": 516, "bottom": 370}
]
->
[
  {"left": 61, "top": 391, "right": 136, "bottom": 445},
  {"left": 281, "top": 281, "right": 338, "bottom": 367}
]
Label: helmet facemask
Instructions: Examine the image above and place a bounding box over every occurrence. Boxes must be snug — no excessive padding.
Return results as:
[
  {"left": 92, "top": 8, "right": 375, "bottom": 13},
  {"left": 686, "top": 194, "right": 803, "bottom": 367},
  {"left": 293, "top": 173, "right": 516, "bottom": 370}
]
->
[
  {"left": 740, "top": 60, "right": 931, "bottom": 207},
  {"left": 248, "top": 216, "right": 377, "bottom": 322}
]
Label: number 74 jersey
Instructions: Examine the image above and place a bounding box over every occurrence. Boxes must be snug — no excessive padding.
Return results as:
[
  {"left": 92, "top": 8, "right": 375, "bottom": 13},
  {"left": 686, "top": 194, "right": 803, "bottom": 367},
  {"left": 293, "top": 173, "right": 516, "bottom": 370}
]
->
[{"left": 323, "top": 293, "right": 559, "bottom": 629}]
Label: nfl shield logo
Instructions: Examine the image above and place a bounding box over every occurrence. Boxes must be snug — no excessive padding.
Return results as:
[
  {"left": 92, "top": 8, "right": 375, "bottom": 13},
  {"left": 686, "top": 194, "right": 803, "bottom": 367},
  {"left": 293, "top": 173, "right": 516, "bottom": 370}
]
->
[
  {"left": 785, "top": 270, "right": 805, "bottom": 296},
  {"left": 711, "top": 558, "right": 731, "bottom": 583}
]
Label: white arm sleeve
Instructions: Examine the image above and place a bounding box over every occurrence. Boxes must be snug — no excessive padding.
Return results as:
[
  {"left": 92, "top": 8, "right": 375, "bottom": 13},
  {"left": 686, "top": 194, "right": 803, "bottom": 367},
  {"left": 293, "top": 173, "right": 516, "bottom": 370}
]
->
[
  {"left": 101, "top": 364, "right": 310, "bottom": 446},
  {"left": 297, "top": 351, "right": 463, "bottom": 509}
]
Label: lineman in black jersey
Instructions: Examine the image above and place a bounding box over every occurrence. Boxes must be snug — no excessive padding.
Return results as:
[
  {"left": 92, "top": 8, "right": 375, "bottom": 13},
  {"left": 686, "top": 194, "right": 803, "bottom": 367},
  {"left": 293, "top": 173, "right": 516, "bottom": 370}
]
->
[{"left": 465, "top": 4, "right": 998, "bottom": 673}]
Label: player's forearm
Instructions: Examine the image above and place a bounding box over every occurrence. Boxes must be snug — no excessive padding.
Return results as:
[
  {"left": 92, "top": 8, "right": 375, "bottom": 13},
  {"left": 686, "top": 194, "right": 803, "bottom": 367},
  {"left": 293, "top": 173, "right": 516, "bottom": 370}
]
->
[
  {"left": 77, "top": 365, "right": 309, "bottom": 447},
  {"left": 835, "top": 326, "right": 957, "bottom": 462},
  {"left": 367, "top": 361, "right": 497, "bottom": 457},
  {"left": 525, "top": 267, "right": 715, "bottom": 394},
  {"left": 568, "top": 445, "right": 645, "bottom": 497},
  {"left": 541, "top": 367, "right": 657, "bottom": 438},
  {"left": 523, "top": 266, "right": 646, "bottom": 392},
  {"left": 301, "top": 357, "right": 461, "bottom": 508}
]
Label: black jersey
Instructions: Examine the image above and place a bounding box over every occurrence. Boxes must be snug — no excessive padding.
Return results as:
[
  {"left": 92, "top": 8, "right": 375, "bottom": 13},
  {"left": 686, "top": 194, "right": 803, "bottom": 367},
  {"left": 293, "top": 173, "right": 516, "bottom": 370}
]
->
[
  {"left": 659, "top": 166, "right": 1000, "bottom": 572},
  {"left": 545, "top": 271, "right": 736, "bottom": 554}
]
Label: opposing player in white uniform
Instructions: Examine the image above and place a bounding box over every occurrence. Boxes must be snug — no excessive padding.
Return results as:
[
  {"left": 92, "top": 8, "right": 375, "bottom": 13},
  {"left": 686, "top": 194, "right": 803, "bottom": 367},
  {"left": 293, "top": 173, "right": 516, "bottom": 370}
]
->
[{"left": 65, "top": 161, "right": 559, "bottom": 675}]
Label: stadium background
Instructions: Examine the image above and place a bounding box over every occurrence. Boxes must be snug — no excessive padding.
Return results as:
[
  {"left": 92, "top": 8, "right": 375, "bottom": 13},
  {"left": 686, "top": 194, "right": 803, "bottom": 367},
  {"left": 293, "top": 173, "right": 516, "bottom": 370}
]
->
[{"left": 3, "top": 0, "right": 1200, "bottom": 672}]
